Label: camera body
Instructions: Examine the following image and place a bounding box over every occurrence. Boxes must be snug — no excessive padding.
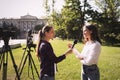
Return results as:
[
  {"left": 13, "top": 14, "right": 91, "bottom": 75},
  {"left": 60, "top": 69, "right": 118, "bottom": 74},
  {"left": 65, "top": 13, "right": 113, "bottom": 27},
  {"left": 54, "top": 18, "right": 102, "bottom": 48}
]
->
[
  {"left": 0, "top": 21, "right": 16, "bottom": 45},
  {"left": 27, "top": 29, "right": 36, "bottom": 49}
]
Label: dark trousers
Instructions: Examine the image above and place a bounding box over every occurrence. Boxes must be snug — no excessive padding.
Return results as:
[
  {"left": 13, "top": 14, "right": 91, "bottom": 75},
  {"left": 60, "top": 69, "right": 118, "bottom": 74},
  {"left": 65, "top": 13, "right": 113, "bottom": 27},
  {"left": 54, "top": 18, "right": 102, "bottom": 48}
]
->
[
  {"left": 82, "top": 64, "right": 100, "bottom": 80},
  {"left": 40, "top": 74, "right": 55, "bottom": 80}
]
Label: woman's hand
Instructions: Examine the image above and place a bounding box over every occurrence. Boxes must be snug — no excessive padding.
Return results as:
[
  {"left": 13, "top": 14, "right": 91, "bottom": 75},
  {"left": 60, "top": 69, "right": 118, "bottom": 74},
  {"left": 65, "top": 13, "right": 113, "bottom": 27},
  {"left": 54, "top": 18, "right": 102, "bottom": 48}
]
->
[
  {"left": 64, "top": 48, "right": 72, "bottom": 56},
  {"left": 68, "top": 43, "right": 72, "bottom": 48}
]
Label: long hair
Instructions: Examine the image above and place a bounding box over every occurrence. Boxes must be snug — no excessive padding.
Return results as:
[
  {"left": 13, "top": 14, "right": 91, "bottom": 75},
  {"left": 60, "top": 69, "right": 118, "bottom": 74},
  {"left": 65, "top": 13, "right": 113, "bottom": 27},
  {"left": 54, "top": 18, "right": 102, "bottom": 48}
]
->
[
  {"left": 83, "top": 24, "right": 102, "bottom": 44},
  {"left": 36, "top": 25, "right": 53, "bottom": 56}
]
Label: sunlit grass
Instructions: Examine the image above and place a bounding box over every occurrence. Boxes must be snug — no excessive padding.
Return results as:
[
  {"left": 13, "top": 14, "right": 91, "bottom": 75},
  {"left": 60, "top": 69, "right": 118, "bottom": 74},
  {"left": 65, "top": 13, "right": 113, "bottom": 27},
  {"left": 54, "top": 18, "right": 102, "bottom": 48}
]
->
[{"left": 0, "top": 39, "right": 120, "bottom": 80}]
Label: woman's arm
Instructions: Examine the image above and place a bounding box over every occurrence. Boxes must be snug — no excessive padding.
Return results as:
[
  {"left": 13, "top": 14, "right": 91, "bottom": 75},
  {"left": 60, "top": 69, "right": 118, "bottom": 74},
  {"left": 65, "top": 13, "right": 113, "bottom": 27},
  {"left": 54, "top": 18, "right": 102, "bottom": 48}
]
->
[
  {"left": 73, "top": 48, "right": 83, "bottom": 60},
  {"left": 45, "top": 44, "right": 66, "bottom": 63},
  {"left": 80, "top": 42, "right": 101, "bottom": 65}
]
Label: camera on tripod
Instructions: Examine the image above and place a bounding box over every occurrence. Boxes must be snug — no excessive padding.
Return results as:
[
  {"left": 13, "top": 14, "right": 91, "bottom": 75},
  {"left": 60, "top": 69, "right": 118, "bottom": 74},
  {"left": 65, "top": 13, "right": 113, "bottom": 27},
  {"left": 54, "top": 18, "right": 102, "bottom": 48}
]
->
[
  {"left": 0, "top": 21, "right": 16, "bottom": 46},
  {"left": 18, "top": 29, "right": 39, "bottom": 79},
  {"left": 27, "top": 29, "right": 36, "bottom": 49},
  {"left": 0, "top": 21, "right": 20, "bottom": 80}
]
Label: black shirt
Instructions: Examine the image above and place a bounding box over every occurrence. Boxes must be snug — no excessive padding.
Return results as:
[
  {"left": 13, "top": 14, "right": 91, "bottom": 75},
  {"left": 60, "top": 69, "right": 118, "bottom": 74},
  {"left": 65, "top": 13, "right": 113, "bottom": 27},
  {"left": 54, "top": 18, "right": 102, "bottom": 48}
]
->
[{"left": 38, "top": 40, "right": 66, "bottom": 77}]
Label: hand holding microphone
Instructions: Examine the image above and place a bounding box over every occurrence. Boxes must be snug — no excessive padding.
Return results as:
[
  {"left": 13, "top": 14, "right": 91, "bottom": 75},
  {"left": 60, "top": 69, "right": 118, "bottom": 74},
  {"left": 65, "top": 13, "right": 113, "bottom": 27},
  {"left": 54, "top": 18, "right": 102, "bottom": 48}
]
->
[
  {"left": 65, "top": 40, "right": 78, "bottom": 56},
  {"left": 72, "top": 39, "right": 78, "bottom": 49},
  {"left": 68, "top": 39, "right": 78, "bottom": 49}
]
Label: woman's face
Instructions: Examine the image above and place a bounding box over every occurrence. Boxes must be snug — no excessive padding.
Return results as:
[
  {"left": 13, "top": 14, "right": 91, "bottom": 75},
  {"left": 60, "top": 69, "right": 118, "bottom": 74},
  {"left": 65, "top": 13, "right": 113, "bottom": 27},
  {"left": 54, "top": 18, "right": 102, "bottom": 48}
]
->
[
  {"left": 45, "top": 28, "right": 55, "bottom": 40},
  {"left": 83, "top": 26, "right": 92, "bottom": 40}
]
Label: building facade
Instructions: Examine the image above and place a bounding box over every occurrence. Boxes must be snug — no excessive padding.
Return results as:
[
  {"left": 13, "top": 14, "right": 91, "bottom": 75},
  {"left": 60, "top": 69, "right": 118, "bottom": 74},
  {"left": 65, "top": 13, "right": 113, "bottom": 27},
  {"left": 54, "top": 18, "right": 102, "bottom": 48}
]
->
[{"left": 0, "top": 14, "right": 48, "bottom": 38}]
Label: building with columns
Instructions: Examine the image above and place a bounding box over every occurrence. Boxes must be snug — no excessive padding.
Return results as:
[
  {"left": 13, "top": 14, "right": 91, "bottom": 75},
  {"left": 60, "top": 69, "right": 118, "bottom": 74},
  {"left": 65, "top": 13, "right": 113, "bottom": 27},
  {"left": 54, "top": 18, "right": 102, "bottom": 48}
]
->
[{"left": 0, "top": 14, "right": 48, "bottom": 38}]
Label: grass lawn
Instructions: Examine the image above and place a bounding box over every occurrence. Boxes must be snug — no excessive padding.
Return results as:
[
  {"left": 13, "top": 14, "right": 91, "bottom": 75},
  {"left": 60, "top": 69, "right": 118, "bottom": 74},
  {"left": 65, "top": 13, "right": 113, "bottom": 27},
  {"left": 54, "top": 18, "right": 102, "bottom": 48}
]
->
[{"left": 0, "top": 39, "right": 120, "bottom": 80}]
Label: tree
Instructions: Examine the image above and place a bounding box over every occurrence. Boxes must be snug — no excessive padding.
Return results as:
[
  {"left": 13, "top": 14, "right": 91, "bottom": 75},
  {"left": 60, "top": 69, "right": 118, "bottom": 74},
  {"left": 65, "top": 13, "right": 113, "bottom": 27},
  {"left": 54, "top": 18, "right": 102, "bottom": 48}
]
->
[
  {"left": 10, "top": 23, "right": 20, "bottom": 39},
  {"left": 52, "top": 0, "right": 83, "bottom": 39},
  {"left": 34, "top": 23, "right": 45, "bottom": 32},
  {"left": 94, "top": 0, "right": 120, "bottom": 45},
  {"left": 44, "top": 0, "right": 50, "bottom": 16},
  {"left": 50, "top": 0, "right": 93, "bottom": 40},
  {"left": 1, "top": 22, "right": 19, "bottom": 39},
  {"left": 55, "top": 27, "right": 66, "bottom": 40}
]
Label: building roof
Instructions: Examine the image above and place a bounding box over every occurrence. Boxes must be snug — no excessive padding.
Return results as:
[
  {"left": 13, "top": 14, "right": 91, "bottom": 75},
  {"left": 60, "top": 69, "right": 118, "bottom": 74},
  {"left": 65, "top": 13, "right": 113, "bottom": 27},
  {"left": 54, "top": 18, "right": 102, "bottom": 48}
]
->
[{"left": 20, "top": 14, "right": 38, "bottom": 19}]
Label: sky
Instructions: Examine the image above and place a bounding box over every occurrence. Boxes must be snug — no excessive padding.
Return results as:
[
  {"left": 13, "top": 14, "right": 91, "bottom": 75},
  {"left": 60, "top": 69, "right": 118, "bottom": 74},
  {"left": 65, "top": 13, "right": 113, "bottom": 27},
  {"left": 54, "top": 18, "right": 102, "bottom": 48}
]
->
[
  {"left": 0, "top": 0, "right": 98, "bottom": 19},
  {"left": 0, "top": 0, "right": 65, "bottom": 18}
]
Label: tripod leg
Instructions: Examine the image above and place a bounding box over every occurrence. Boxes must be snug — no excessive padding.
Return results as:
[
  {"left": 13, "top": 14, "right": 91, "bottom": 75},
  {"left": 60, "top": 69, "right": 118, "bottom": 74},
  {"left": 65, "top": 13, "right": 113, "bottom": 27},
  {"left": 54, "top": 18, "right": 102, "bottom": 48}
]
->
[
  {"left": 9, "top": 49, "right": 20, "bottom": 80},
  {"left": 29, "top": 54, "right": 35, "bottom": 80},
  {"left": 18, "top": 47, "right": 27, "bottom": 72},
  {"left": 0, "top": 49, "right": 6, "bottom": 70},
  {"left": 28, "top": 53, "right": 30, "bottom": 77},
  {"left": 2, "top": 52, "right": 8, "bottom": 80},
  {"left": 0, "top": 54, "right": 4, "bottom": 70},
  {"left": 30, "top": 54, "right": 39, "bottom": 78},
  {"left": 2, "top": 63, "right": 7, "bottom": 80},
  {"left": 19, "top": 53, "right": 29, "bottom": 77},
  {"left": 27, "top": 52, "right": 35, "bottom": 80}
]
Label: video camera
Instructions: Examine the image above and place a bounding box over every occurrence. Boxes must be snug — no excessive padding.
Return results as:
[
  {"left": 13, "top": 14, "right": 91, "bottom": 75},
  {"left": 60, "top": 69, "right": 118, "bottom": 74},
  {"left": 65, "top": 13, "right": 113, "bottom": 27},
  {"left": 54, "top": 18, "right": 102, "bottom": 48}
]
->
[
  {"left": 0, "top": 21, "right": 16, "bottom": 45},
  {"left": 27, "top": 29, "right": 36, "bottom": 49}
]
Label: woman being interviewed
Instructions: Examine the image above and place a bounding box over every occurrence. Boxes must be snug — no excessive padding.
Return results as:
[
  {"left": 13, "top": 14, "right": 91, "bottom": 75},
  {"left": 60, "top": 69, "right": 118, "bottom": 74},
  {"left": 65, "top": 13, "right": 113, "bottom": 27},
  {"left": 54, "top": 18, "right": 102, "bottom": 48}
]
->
[
  {"left": 36, "top": 25, "right": 71, "bottom": 80},
  {"left": 72, "top": 24, "right": 102, "bottom": 80}
]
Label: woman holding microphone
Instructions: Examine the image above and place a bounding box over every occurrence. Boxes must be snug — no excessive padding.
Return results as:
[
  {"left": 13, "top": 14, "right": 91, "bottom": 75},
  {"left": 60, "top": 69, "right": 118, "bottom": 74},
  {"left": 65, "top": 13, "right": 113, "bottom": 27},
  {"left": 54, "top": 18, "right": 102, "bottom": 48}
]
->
[
  {"left": 36, "top": 25, "right": 72, "bottom": 80},
  {"left": 70, "top": 24, "right": 102, "bottom": 80}
]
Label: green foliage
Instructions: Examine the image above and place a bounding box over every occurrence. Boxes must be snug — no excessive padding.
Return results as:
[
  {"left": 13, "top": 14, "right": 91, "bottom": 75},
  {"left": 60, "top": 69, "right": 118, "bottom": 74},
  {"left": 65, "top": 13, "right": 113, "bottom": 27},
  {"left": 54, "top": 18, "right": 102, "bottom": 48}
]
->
[
  {"left": 44, "top": 0, "right": 120, "bottom": 45},
  {"left": 10, "top": 23, "right": 20, "bottom": 39},
  {"left": 93, "top": 0, "right": 120, "bottom": 45},
  {"left": 34, "top": 23, "right": 45, "bottom": 31},
  {"left": 1, "top": 22, "right": 19, "bottom": 39},
  {"left": 55, "top": 27, "right": 67, "bottom": 40},
  {"left": 53, "top": 0, "right": 83, "bottom": 40}
]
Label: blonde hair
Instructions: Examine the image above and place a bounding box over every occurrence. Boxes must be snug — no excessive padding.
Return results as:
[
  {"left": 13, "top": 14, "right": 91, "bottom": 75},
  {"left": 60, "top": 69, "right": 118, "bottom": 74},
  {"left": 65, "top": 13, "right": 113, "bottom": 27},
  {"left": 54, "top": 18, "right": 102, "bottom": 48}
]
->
[{"left": 36, "top": 25, "right": 53, "bottom": 56}]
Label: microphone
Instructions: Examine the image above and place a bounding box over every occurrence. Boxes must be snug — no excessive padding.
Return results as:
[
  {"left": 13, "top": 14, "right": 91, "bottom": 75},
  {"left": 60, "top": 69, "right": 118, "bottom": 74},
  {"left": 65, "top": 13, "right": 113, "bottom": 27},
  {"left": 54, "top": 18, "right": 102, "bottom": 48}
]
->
[{"left": 72, "top": 39, "right": 78, "bottom": 48}]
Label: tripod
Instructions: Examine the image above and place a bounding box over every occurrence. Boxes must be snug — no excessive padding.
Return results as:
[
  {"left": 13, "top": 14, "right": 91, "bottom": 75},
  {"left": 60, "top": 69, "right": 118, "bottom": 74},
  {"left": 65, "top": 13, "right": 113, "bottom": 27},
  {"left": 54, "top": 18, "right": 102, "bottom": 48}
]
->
[
  {"left": 18, "top": 45, "right": 39, "bottom": 80},
  {"left": 0, "top": 44, "right": 20, "bottom": 80}
]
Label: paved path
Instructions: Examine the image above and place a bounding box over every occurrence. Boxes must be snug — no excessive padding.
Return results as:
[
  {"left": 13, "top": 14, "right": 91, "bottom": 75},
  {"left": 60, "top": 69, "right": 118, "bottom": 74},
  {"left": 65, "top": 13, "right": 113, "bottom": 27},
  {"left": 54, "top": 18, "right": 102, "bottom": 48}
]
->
[
  {"left": 0, "top": 34, "right": 38, "bottom": 48},
  {"left": 0, "top": 39, "right": 26, "bottom": 48}
]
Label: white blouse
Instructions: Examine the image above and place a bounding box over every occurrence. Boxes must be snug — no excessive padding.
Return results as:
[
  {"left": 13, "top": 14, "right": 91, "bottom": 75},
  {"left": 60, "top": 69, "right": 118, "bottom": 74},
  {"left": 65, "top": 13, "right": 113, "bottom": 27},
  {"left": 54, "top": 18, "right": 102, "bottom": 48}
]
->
[{"left": 73, "top": 41, "right": 101, "bottom": 65}]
